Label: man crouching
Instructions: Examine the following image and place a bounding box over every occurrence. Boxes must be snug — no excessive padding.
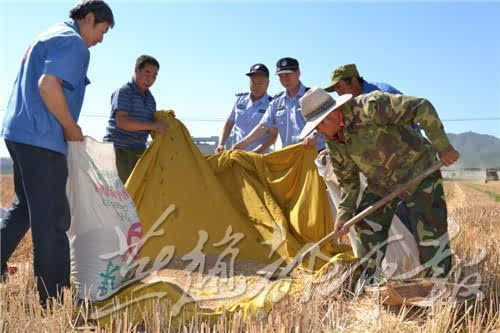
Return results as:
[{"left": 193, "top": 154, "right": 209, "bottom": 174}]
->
[{"left": 299, "top": 88, "right": 459, "bottom": 282}]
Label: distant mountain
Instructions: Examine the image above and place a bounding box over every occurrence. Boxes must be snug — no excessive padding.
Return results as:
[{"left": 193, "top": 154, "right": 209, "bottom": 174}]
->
[{"left": 446, "top": 132, "right": 500, "bottom": 168}]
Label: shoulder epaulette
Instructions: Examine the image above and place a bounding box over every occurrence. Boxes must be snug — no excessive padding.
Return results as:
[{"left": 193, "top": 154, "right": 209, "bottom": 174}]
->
[
  {"left": 235, "top": 92, "right": 249, "bottom": 97},
  {"left": 273, "top": 91, "right": 285, "bottom": 99}
]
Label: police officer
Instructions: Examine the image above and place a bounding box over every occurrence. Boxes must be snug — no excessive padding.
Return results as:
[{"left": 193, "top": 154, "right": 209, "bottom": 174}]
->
[
  {"left": 216, "top": 63, "right": 277, "bottom": 153},
  {"left": 233, "top": 57, "right": 323, "bottom": 151}
]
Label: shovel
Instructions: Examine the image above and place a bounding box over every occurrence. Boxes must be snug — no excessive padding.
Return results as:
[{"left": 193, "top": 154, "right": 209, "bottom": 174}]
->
[{"left": 296, "top": 161, "right": 444, "bottom": 264}]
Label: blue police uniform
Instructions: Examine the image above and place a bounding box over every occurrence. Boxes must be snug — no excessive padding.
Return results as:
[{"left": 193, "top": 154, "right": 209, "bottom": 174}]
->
[
  {"left": 260, "top": 82, "right": 325, "bottom": 151},
  {"left": 227, "top": 92, "right": 273, "bottom": 152}
]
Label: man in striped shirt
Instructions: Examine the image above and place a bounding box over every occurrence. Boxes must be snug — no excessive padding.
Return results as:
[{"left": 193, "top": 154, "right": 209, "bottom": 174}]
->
[{"left": 104, "top": 55, "right": 167, "bottom": 184}]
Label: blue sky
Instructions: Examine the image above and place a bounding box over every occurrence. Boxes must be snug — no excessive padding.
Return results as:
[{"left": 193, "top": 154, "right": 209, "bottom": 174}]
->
[{"left": 1, "top": 1, "right": 499, "bottom": 157}]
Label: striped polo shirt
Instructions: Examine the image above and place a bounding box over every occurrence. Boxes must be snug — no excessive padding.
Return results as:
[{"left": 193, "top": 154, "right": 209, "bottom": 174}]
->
[{"left": 104, "top": 80, "right": 156, "bottom": 149}]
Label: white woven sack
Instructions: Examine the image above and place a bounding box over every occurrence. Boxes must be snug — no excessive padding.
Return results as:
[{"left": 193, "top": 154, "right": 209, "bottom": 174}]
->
[{"left": 66, "top": 137, "right": 143, "bottom": 301}]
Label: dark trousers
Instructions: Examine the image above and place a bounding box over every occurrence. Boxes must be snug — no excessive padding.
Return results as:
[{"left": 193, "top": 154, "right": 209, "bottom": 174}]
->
[
  {"left": 114, "top": 146, "right": 145, "bottom": 184},
  {"left": 1, "top": 140, "right": 71, "bottom": 303}
]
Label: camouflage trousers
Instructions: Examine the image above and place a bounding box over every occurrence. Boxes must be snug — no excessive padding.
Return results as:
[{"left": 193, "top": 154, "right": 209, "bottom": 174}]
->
[{"left": 353, "top": 171, "right": 451, "bottom": 279}]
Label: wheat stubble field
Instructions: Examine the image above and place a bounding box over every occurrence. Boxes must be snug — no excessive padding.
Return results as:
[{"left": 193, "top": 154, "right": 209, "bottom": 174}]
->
[{"left": 0, "top": 174, "right": 499, "bottom": 332}]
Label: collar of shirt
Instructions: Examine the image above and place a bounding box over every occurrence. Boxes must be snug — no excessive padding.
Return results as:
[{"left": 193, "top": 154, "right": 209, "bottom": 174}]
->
[
  {"left": 129, "top": 79, "right": 152, "bottom": 99},
  {"left": 330, "top": 110, "right": 346, "bottom": 143},
  {"left": 64, "top": 19, "right": 81, "bottom": 36},
  {"left": 341, "top": 101, "right": 355, "bottom": 128},
  {"left": 285, "top": 82, "right": 306, "bottom": 101},
  {"left": 250, "top": 93, "right": 270, "bottom": 107}
]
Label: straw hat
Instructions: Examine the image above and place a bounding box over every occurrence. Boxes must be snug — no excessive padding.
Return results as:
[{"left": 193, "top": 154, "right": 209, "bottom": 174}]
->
[{"left": 299, "top": 87, "right": 352, "bottom": 139}]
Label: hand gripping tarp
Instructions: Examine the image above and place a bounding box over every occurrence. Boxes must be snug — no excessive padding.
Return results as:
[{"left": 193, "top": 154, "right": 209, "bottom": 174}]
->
[{"left": 85, "top": 111, "right": 354, "bottom": 324}]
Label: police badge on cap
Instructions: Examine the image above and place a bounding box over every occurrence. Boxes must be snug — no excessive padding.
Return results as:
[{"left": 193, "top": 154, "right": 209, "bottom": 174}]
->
[
  {"left": 276, "top": 57, "right": 299, "bottom": 75},
  {"left": 245, "top": 63, "right": 270, "bottom": 77}
]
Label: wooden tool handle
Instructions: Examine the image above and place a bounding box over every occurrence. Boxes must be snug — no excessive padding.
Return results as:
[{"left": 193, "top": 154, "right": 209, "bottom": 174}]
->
[{"left": 298, "top": 161, "right": 444, "bottom": 262}]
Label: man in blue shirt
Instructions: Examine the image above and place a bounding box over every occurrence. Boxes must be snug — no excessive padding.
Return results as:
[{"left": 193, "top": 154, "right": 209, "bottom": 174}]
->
[
  {"left": 216, "top": 63, "right": 277, "bottom": 154},
  {"left": 233, "top": 57, "right": 323, "bottom": 151},
  {"left": 324, "top": 63, "right": 402, "bottom": 96},
  {"left": 103, "top": 55, "right": 167, "bottom": 184},
  {"left": 0, "top": 0, "right": 114, "bottom": 305},
  {"left": 323, "top": 63, "right": 416, "bottom": 232}
]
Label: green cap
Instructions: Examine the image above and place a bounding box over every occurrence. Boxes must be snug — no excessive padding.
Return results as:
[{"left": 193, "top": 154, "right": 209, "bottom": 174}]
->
[{"left": 324, "top": 64, "right": 360, "bottom": 92}]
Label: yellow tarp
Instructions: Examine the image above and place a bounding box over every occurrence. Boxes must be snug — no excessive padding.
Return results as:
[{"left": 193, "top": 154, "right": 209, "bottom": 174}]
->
[{"left": 94, "top": 111, "right": 354, "bottom": 324}]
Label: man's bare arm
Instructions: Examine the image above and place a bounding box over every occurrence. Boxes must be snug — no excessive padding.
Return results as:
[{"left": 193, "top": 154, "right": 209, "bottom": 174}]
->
[
  {"left": 233, "top": 124, "right": 271, "bottom": 150},
  {"left": 38, "top": 74, "right": 83, "bottom": 141},
  {"left": 215, "top": 119, "right": 235, "bottom": 153},
  {"left": 252, "top": 127, "right": 278, "bottom": 153},
  {"left": 116, "top": 111, "right": 167, "bottom": 133}
]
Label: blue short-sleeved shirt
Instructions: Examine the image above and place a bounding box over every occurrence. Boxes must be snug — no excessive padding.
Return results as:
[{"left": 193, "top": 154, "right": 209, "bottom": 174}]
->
[
  {"left": 1, "top": 19, "right": 90, "bottom": 155},
  {"left": 260, "top": 82, "right": 325, "bottom": 151},
  {"left": 362, "top": 80, "right": 421, "bottom": 133},
  {"left": 362, "top": 80, "right": 402, "bottom": 95},
  {"left": 227, "top": 92, "right": 272, "bottom": 152},
  {"left": 103, "top": 80, "right": 157, "bottom": 150}
]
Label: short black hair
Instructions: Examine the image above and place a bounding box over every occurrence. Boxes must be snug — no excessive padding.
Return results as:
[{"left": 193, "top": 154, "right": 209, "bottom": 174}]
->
[
  {"left": 135, "top": 55, "right": 160, "bottom": 71},
  {"left": 69, "top": 0, "right": 115, "bottom": 28}
]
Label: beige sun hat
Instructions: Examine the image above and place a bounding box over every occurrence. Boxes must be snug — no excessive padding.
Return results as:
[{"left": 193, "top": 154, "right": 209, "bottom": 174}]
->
[{"left": 299, "top": 87, "right": 352, "bottom": 139}]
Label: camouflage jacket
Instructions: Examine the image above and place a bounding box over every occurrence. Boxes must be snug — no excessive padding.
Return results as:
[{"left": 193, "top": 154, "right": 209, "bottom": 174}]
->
[{"left": 326, "top": 91, "right": 452, "bottom": 221}]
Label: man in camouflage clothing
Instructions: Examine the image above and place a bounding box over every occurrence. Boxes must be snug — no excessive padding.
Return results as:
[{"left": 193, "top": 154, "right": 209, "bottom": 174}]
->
[
  {"left": 323, "top": 63, "right": 416, "bottom": 232},
  {"left": 299, "top": 88, "right": 459, "bottom": 281}
]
